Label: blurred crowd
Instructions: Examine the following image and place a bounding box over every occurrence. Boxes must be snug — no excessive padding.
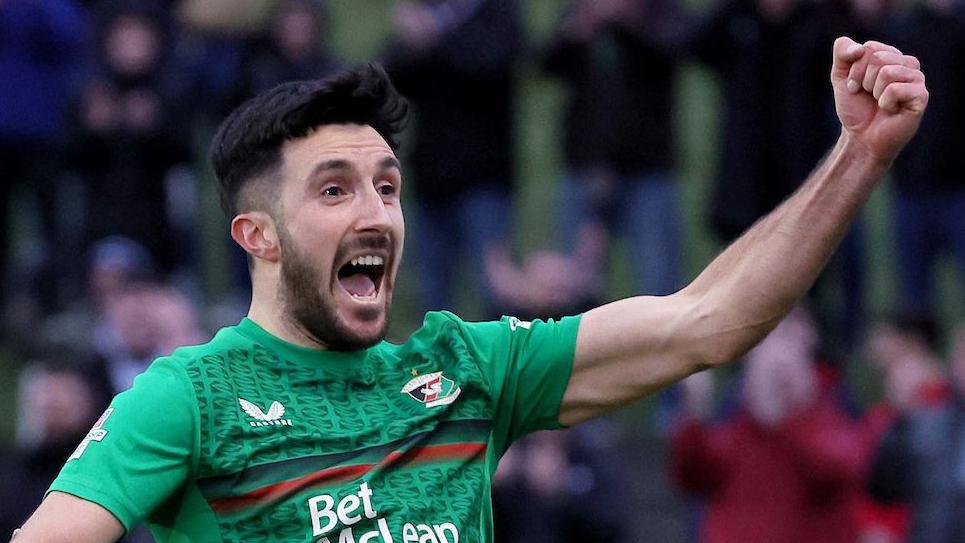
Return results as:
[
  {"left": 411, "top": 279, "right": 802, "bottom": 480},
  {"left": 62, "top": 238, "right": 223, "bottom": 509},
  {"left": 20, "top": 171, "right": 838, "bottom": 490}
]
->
[{"left": 1, "top": 0, "right": 964, "bottom": 541}]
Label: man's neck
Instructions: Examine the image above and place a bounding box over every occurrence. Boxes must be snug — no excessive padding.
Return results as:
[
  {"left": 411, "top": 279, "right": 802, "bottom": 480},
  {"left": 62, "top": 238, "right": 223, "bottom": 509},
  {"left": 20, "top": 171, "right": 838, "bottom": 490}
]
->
[{"left": 247, "top": 299, "right": 329, "bottom": 350}]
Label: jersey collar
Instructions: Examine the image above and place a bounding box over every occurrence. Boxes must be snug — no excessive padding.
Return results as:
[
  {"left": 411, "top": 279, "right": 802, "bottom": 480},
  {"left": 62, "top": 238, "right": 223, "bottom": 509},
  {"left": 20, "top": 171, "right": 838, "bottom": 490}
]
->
[{"left": 233, "top": 317, "right": 372, "bottom": 371}]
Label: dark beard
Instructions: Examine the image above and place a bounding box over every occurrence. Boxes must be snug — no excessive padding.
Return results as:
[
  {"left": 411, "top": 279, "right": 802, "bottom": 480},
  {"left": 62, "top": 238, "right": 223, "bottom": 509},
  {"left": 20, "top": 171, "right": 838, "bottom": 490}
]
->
[{"left": 277, "top": 230, "right": 390, "bottom": 351}]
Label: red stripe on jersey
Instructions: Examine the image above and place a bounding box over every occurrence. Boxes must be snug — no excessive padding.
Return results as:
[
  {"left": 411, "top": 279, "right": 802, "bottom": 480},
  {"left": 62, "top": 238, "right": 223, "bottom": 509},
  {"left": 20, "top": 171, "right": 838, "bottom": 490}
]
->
[{"left": 208, "top": 442, "right": 487, "bottom": 514}]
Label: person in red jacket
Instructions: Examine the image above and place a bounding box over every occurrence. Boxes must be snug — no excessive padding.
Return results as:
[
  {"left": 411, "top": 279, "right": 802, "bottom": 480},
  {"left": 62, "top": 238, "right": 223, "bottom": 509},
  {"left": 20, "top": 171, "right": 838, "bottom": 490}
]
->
[{"left": 671, "top": 308, "right": 867, "bottom": 543}]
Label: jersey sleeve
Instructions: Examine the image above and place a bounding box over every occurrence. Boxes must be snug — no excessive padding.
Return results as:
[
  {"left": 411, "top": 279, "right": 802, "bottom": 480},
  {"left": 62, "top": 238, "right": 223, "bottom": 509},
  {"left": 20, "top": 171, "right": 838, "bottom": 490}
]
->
[
  {"left": 47, "top": 356, "right": 198, "bottom": 532},
  {"left": 432, "top": 311, "right": 582, "bottom": 456}
]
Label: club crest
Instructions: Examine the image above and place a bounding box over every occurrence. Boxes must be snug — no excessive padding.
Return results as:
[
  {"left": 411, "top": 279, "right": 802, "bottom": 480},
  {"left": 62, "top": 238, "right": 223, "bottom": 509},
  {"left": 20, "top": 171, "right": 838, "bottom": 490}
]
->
[{"left": 401, "top": 371, "right": 461, "bottom": 408}]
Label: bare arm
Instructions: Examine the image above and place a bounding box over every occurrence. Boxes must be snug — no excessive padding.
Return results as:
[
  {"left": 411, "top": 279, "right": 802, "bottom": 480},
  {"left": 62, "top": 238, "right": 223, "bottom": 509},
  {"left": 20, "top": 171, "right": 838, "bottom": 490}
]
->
[
  {"left": 12, "top": 492, "right": 123, "bottom": 542},
  {"left": 560, "top": 37, "right": 928, "bottom": 425}
]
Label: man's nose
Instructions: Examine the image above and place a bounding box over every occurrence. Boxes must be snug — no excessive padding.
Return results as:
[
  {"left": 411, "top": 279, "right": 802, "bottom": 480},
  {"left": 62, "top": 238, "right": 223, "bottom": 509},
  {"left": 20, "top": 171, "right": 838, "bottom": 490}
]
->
[{"left": 355, "top": 186, "right": 393, "bottom": 232}]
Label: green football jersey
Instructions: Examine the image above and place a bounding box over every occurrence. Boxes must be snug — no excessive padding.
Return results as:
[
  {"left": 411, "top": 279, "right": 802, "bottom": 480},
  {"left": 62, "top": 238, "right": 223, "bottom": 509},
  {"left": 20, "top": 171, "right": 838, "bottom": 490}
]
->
[{"left": 49, "top": 311, "right": 580, "bottom": 542}]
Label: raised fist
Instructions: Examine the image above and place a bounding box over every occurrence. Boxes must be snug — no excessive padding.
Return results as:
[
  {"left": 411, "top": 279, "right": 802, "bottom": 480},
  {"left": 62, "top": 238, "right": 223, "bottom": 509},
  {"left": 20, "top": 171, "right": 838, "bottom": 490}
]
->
[{"left": 831, "top": 37, "right": 929, "bottom": 164}]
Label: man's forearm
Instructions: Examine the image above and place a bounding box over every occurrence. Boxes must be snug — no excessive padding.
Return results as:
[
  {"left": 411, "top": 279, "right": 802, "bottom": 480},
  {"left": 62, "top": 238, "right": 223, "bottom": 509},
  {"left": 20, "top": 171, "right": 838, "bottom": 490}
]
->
[{"left": 684, "top": 132, "right": 889, "bottom": 364}]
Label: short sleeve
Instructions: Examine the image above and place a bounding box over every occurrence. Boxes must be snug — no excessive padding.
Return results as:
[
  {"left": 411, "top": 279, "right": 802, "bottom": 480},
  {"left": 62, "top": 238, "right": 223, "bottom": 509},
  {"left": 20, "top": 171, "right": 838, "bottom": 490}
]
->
[
  {"left": 47, "top": 356, "right": 198, "bottom": 532},
  {"left": 431, "top": 312, "right": 581, "bottom": 456}
]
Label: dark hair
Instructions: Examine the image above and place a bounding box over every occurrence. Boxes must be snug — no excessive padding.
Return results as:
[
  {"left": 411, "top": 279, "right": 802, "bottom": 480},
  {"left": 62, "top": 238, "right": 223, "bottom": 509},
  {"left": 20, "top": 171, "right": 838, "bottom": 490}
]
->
[{"left": 210, "top": 63, "right": 407, "bottom": 217}]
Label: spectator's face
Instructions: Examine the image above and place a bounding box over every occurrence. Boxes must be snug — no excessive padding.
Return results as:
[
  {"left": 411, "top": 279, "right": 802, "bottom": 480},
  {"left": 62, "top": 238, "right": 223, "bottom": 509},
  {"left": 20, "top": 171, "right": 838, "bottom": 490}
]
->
[
  {"left": 27, "top": 371, "right": 96, "bottom": 442},
  {"left": 273, "top": 124, "right": 404, "bottom": 350},
  {"left": 743, "top": 311, "right": 817, "bottom": 427},
  {"left": 106, "top": 15, "right": 161, "bottom": 77},
  {"left": 89, "top": 264, "right": 128, "bottom": 306},
  {"left": 108, "top": 289, "right": 160, "bottom": 357},
  {"left": 150, "top": 289, "right": 203, "bottom": 352},
  {"left": 276, "top": 5, "right": 322, "bottom": 59}
]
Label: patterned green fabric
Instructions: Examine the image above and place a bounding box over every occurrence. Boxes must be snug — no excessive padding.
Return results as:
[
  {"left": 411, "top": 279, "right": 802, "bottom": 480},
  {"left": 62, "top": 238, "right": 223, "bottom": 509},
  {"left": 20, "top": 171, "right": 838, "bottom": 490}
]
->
[{"left": 49, "top": 311, "right": 580, "bottom": 542}]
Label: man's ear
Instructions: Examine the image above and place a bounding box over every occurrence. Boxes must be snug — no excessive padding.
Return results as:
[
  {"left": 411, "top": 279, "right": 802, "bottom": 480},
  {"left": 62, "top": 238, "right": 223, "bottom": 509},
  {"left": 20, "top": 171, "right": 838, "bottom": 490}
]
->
[{"left": 231, "top": 211, "right": 281, "bottom": 263}]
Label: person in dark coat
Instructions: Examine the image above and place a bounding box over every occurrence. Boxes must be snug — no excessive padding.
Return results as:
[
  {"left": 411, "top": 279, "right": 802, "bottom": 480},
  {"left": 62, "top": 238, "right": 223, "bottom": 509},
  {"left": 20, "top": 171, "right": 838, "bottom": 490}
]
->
[
  {"left": 241, "top": 0, "right": 341, "bottom": 97},
  {"left": 692, "top": 0, "right": 864, "bottom": 358},
  {"left": 869, "top": 322, "right": 965, "bottom": 543},
  {"left": 0, "top": 0, "right": 85, "bottom": 310},
  {"left": 543, "top": 0, "right": 691, "bottom": 298},
  {"left": 65, "top": 0, "right": 191, "bottom": 276},
  {"left": 883, "top": 0, "right": 965, "bottom": 319},
  {"left": 693, "top": 0, "right": 837, "bottom": 239},
  {"left": 0, "top": 359, "right": 108, "bottom": 541}
]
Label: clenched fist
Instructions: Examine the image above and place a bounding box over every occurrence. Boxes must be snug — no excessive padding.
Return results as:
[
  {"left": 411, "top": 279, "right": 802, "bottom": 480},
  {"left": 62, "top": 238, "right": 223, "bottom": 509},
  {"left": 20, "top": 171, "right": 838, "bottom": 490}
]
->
[{"left": 831, "top": 37, "right": 929, "bottom": 165}]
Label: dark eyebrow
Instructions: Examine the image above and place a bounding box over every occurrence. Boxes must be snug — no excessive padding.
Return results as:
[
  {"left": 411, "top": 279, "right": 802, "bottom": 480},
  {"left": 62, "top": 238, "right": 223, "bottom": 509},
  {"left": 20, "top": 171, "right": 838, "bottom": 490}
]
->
[
  {"left": 307, "top": 157, "right": 400, "bottom": 180},
  {"left": 309, "top": 159, "right": 354, "bottom": 178},
  {"left": 378, "top": 157, "right": 402, "bottom": 171}
]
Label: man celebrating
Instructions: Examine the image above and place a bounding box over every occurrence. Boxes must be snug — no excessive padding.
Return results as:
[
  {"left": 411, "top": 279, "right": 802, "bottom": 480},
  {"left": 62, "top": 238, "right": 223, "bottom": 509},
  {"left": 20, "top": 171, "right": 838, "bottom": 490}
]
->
[{"left": 15, "top": 36, "right": 926, "bottom": 542}]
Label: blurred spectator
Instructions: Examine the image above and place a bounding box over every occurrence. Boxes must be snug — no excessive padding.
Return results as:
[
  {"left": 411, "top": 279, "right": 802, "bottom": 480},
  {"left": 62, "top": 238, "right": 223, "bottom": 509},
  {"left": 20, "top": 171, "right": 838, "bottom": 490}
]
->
[
  {"left": 0, "top": 0, "right": 85, "bottom": 309},
  {"left": 384, "top": 0, "right": 522, "bottom": 317},
  {"left": 0, "top": 359, "right": 106, "bottom": 539},
  {"left": 485, "top": 224, "right": 606, "bottom": 319},
  {"left": 882, "top": 0, "right": 965, "bottom": 319},
  {"left": 542, "top": 0, "right": 691, "bottom": 298},
  {"left": 86, "top": 236, "right": 157, "bottom": 310},
  {"left": 242, "top": 0, "right": 341, "bottom": 96},
  {"left": 692, "top": 0, "right": 864, "bottom": 358},
  {"left": 671, "top": 309, "right": 866, "bottom": 543},
  {"left": 849, "top": 315, "right": 948, "bottom": 543},
  {"left": 0, "top": 357, "right": 155, "bottom": 542},
  {"left": 169, "top": 0, "right": 267, "bottom": 124},
  {"left": 868, "top": 314, "right": 947, "bottom": 414},
  {"left": 65, "top": 0, "right": 193, "bottom": 280},
  {"left": 693, "top": 0, "right": 836, "bottom": 240},
  {"left": 868, "top": 318, "right": 965, "bottom": 543},
  {"left": 38, "top": 236, "right": 157, "bottom": 357},
  {"left": 493, "top": 425, "right": 629, "bottom": 543},
  {"left": 93, "top": 282, "right": 203, "bottom": 393}
]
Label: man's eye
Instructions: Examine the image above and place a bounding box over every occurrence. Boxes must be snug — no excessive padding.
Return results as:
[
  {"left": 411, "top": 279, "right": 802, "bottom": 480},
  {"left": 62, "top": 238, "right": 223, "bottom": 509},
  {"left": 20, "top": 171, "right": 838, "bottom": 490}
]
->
[
  {"left": 378, "top": 184, "right": 396, "bottom": 196},
  {"left": 322, "top": 186, "right": 345, "bottom": 197}
]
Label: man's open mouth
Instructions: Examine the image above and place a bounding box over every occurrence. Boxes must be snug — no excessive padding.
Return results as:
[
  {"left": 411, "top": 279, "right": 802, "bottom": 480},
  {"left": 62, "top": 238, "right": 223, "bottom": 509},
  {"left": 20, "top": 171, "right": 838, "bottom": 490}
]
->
[{"left": 336, "top": 255, "right": 386, "bottom": 301}]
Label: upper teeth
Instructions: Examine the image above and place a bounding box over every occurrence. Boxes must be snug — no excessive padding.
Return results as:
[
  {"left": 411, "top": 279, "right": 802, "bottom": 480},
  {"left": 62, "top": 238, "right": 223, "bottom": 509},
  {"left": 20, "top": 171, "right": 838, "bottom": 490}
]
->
[{"left": 350, "top": 255, "right": 384, "bottom": 267}]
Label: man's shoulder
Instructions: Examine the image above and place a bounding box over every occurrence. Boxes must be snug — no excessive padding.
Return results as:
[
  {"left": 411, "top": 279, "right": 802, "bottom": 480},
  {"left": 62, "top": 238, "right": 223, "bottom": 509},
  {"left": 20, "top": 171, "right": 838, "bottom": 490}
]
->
[
  {"left": 417, "top": 310, "right": 464, "bottom": 330},
  {"left": 386, "top": 311, "right": 539, "bottom": 366},
  {"left": 164, "top": 323, "right": 249, "bottom": 367},
  {"left": 396, "top": 311, "right": 501, "bottom": 347},
  {"left": 380, "top": 311, "right": 484, "bottom": 362},
  {"left": 400, "top": 311, "right": 550, "bottom": 346}
]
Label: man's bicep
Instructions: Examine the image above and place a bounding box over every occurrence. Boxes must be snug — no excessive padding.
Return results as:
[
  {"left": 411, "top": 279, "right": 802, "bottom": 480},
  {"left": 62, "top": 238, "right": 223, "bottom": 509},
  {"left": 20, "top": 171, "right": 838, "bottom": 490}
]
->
[
  {"left": 13, "top": 492, "right": 124, "bottom": 543},
  {"left": 560, "top": 293, "right": 711, "bottom": 425}
]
